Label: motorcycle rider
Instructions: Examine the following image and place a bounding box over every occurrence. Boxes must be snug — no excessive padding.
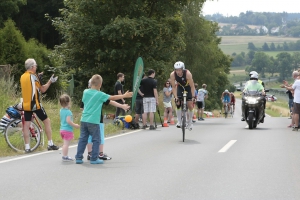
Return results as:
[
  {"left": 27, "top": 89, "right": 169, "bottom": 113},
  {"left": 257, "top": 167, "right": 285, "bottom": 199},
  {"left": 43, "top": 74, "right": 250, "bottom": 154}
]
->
[
  {"left": 241, "top": 73, "right": 266, "bottom": 123},
  {"left": 241, "top": 71, "right": 266, "bottom": 121}
]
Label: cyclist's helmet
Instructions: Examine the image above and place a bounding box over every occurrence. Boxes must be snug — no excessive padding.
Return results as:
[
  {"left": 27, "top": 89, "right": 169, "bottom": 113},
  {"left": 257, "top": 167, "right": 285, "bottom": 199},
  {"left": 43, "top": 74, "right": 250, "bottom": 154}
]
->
[
  {"left": 6, "top": 107, "right": 21, "bottom": 119},
  {"left": 225, "top": 89, "right": 229, "bottom": 93},
  {"left": 174, "top": 61, "right": 185, "bottom": 70},
  {"left": 249, "top": 71, "right": 258, "bottom": 77},
  {"left": 250, "top": 73, "right": 258, "bottom": 80}
]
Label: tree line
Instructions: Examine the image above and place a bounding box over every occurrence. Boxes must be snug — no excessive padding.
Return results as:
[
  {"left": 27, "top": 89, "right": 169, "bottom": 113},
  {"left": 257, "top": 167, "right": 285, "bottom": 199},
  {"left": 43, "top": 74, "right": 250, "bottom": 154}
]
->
[
  {"left": 205, "top": 11, "right": 300, "bottom": 37},
  {"left": 0, "top": 0, "right": 232, "bottom": 110},
  {"left": 231, "top": 49, "right": 300, "bottom": 81}
]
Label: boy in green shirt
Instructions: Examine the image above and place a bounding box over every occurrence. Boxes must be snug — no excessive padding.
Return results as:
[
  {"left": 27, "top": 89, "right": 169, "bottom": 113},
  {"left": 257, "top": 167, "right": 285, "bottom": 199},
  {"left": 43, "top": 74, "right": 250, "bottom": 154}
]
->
[{"left": 75, "top": 74, "right": 132, "bottom": 164}]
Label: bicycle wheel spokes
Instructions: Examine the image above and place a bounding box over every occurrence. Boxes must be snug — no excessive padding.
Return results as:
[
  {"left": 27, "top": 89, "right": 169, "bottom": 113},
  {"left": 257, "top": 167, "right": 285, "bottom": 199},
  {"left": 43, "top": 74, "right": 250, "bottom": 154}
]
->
[
  {"left": 4, "top": 119, "right": 41, "bottom": 152},
  {"left": 5, "top": 119, "right": 24, "bottom": 152}
]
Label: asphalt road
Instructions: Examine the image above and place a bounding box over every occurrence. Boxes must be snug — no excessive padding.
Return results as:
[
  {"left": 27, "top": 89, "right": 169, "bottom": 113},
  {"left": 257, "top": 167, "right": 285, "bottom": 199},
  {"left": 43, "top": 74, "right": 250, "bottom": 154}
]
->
[{"left": 1, "top": 100, "right": 299, "bottom": 200}]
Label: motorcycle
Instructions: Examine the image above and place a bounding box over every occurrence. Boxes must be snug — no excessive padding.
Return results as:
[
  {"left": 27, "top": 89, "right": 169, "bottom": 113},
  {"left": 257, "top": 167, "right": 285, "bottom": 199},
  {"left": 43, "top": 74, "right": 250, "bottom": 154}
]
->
[{"left": 241, "top": 89, "right": 268, "bottom": 129}]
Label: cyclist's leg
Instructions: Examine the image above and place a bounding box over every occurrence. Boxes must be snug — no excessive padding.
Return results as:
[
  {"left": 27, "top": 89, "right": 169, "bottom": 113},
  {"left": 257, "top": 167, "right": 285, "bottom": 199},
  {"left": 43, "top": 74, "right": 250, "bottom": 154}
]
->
[
  {"left": 175, "top": 99, "right": 182, "bottom": 127},
  {"left": 23, "top": 111, "right": 34, "bottom": 150}
]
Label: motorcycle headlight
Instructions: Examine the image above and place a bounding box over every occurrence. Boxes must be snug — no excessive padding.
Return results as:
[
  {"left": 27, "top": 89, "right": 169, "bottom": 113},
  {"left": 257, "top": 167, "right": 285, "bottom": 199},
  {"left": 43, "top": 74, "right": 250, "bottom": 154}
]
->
[{"left": 246, "top": 98, "right": 258, "bottom": 104}]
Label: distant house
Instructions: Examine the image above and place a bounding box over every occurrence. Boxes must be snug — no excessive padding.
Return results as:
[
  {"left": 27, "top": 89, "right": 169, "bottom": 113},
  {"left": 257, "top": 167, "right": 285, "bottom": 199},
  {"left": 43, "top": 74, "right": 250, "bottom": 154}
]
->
[
  {"left": 271, "top": 27, "right": 280, "bottom": 34},
  {"left": 255, "top": 26, "right": 268, "bottom": 34}
]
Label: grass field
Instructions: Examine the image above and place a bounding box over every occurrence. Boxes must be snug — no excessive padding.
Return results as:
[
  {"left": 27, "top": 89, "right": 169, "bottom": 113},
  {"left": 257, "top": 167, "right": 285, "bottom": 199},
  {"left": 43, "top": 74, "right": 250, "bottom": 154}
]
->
[{"left": 219, "top": 36, "right": 300, "bottom": 55}]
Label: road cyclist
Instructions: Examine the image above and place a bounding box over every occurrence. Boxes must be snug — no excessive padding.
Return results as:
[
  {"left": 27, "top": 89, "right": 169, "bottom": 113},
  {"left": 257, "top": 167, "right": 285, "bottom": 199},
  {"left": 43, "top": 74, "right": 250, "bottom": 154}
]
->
[
  {"left": 230, "top": 92, "right": 235, "bottom": 117},
  {"left": 221, "top": 89, "right": 231, "bottom": 118},
  {"left": 170, "top": 61, "right": 196, "bottom": 131}
]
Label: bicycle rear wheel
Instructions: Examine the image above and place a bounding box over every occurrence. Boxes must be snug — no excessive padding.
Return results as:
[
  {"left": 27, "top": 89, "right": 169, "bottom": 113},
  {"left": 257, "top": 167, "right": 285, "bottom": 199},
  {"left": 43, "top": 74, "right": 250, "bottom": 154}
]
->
[
  {"left": 4, "top": 119, "right": 41, "bottom": 152},
  {"left": 182, "top": 111, "right": 186, "bottom": 142}
]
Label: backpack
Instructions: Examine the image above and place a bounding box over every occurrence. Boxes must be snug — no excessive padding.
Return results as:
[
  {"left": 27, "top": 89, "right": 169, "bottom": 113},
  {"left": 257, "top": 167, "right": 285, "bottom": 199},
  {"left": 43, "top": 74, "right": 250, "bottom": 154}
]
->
[{"left": 129, "top": 119, "right": 140, "bottom": 129}]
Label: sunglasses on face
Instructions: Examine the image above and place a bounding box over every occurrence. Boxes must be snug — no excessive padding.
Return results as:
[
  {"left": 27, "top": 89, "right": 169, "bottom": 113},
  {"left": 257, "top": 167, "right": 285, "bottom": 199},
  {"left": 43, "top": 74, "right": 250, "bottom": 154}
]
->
[{"left": 166, "top": 82, "right": 170, "bottom": 84}]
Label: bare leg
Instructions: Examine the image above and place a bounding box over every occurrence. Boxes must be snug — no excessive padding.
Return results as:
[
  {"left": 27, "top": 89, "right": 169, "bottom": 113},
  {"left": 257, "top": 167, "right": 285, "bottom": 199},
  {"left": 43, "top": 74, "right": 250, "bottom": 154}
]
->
[
  {"left": 62, "top": 140, "right": 70, "bottom": 157},
  {"left": 43, "top": 118, "right": 52, "bottom": 141},
  {"left": 23, "top": 121, "right": 31, "bottom": 145},
  {"left": 149, "top": 112, "right": 154, "bottom": 125}
]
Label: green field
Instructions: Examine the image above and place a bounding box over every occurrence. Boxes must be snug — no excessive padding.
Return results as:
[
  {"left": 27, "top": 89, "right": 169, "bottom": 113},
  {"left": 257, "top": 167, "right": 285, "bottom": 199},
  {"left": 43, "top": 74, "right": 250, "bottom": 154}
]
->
[{"left": 219, "top": 36, "right": 300, "bottom": 55}]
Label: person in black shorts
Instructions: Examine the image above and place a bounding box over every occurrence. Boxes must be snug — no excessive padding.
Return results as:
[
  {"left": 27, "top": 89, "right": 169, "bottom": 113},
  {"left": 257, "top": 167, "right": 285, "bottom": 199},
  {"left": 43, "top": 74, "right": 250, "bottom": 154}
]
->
[
  {"left": 114, "top": 73, "right": 125, "bottom": 117},
  {"left": 170, "top": 61, "right": 196, "bottom": 131}
]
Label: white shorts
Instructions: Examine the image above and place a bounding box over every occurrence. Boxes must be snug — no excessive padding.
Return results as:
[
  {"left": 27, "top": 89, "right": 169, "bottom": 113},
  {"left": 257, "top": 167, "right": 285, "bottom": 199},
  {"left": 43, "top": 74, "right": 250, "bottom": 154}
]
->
[
  {"left": 143, "top": 97, "right": 156, "bottom": 113},
  {"left": 163, "top": 101, "right": 172, "bottom": 108}
]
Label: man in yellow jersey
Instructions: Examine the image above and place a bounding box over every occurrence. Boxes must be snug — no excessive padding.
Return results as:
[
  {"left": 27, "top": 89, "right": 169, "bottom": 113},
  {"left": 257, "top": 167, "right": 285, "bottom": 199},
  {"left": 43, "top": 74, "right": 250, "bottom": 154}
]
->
[{"left": 20, "top": 58, "right": 59, "bottom": 153}]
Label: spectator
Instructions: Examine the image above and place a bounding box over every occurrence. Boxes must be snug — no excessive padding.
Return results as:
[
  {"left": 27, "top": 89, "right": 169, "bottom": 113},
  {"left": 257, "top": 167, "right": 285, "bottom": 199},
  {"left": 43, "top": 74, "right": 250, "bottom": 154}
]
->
[
  {"left": 75, "top": 74, "right": 132, "bottom": 164},
  {"left": 163, "top": 80, "right": 173, "bottom": 126},
  {"left": 114, "top": 73, "right": 125, "bottom": 117},
  {"left": 82, "top": 79, "right": 130, "bottom": 161},
  {"left": 140, "top": 69, "right": 158, "bottom": 130},
  {"left": 134, "top": 85, "right": 144, "bottom": 127},
  {"left": 59, "top": 94, "right": 80, "bottom": 161},
  {"left": 196, "top": 84, "right": 208, "bottom": 120},
  {"left": 20, "top": 58, "right": 59, "bottom": 153}
]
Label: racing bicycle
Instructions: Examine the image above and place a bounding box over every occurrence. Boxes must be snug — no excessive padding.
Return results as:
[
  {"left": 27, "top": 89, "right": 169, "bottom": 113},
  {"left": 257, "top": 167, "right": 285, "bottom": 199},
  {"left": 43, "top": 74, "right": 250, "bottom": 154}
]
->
[
  {"left": 4, "top": 111, "right": 44, "bottom": 152},
  {"left": 176, "top": 89, "right": 188, "bottom": 142}
]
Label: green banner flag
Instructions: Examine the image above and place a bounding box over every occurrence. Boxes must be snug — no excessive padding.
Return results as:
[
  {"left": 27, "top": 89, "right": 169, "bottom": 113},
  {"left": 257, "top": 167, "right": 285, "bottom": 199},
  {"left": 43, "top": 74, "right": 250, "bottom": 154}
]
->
[{"left": 131, "top": 57, "right": 144, "bottom": 112}]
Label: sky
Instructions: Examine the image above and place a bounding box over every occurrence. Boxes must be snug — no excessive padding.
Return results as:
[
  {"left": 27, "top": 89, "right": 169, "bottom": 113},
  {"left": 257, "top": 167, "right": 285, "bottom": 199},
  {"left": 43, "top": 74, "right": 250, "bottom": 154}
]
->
[{"left": 202, "top": 0, "right": 300, "bottom": 16}]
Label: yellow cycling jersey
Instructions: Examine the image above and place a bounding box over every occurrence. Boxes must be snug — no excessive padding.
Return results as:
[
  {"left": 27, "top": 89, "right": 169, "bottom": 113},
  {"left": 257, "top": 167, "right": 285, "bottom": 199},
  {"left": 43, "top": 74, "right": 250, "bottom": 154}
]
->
[{"left": 20, "top": 71, "right": 42, "bottom": 111}]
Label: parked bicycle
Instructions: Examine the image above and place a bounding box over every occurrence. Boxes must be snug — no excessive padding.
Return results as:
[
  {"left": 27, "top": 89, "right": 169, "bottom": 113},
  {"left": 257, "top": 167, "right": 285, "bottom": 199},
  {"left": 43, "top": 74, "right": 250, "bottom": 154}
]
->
[{"left": 4, "top": 106, "right": 44, "bottom": 152}]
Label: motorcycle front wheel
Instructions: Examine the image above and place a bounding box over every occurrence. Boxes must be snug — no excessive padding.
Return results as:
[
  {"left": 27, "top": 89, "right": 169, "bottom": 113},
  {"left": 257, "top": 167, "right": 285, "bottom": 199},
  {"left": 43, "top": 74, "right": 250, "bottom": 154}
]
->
[{"left": 248, "top": 112, "right": 254, "bottom": 129}]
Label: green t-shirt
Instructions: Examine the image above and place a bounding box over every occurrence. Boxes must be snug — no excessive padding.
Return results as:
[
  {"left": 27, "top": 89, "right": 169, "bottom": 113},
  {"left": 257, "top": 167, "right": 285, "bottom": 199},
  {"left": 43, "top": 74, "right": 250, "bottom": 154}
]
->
[
  {"left": 244, "top": 80, "right": 264, "bottom": 92},
  {"left": 81, "top": 89, "right": 110, "bottom": 124}
]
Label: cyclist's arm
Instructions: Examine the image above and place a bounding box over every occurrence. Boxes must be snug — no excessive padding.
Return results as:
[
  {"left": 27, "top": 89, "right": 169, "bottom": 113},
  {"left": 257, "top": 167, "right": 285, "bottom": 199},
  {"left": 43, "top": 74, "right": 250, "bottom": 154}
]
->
[
  {"left": 220, "top": 92, "right": 224, "bottom": 100},
  {"left": 39, "top": 80, "right": 52, "bottom": 93},
  {"left": 186, "top": 71, "right": 195, "bottom": 98},
  {"left": 170, "top": 72, "right": 177, "bottom": 99}
]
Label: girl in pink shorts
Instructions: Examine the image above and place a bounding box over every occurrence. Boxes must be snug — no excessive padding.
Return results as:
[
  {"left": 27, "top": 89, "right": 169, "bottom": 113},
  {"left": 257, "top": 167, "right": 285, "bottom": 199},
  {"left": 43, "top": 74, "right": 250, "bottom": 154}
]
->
[{"left": 59, "top": 94, "right": 80, "bottom": 161}]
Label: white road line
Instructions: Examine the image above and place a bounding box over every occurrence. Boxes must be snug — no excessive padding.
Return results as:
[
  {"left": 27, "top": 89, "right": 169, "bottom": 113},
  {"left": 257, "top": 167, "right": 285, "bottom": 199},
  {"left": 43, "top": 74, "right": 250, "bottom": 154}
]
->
[
  {"left": 0, "top": 129, "right": 142, "bottom": 164},
  {"left": 218, "top": 140, "right": 237, "bottom": 153}
]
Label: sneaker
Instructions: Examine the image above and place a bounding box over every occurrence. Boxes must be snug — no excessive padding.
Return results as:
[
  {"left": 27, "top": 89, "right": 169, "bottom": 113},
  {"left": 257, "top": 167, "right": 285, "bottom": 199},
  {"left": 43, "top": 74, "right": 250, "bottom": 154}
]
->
[
  {"left": 24, "top": 149, "right": 31, "bottom": 153},
  {"left": 141, "top": 125, "right": 147, "bottom": 129},
  {"left": 90, "top": 158, "right": 104, "bottom": 164},
  {"left": 200, "top": 118, "right": 205, "bottom": 121},
  {"left": 149, "top": 125, "right": 156, "bottom": 130},
  {"left": 292, "top": 127, "right": 298, "bottom": 131},
  {"left": 176, "top": 122, "right": 181, "bottom": 128},
  {"left": 62, "top": 156, "right": 74, "bottom": 162},
  {"left": 241, "top": 117, "right": 245, "bottom": 121},
  {"left": 198, "top": 118, "right": 201, "bottom": 121},
  {"left": 47, "top": 144, "right": 59, "bottom": 150},
  {"left": 87, "top": 152, "right": 91, "bottom": 160},
  {"left": 99, "top": 153, "right": 112, "bottom": 160},
  {"left": 76, "top": 159, "right": 83, "bottom": 164}
]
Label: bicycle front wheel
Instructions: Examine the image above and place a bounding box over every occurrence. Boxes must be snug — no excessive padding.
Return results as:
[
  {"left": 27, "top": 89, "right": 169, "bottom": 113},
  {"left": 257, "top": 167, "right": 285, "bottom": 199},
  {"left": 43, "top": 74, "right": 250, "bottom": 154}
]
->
[
  {"left": 5, "top": 119, "right": 41, "bottom": 152},
  {"left": 182, "top": 111, "right": 186, "bottom": 142}
]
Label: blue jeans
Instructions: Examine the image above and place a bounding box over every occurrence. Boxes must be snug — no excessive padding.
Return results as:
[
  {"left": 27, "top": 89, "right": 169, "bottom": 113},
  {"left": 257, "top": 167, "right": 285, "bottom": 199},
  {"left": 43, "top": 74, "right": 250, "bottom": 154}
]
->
[
  {"left": 88, "top": 123, "right": 104, "bottom": 145},
  {"left": 75, "top": 122, "right": 100, "bottom": 161}
]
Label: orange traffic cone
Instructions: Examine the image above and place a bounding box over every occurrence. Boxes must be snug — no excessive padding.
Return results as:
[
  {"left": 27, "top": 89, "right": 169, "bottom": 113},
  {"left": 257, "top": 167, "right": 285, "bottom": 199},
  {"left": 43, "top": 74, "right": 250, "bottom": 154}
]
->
[
  {"left": 170, "top": 115, "right": 175, "bottom": 125},
  {"left": 163, "top": 117, "right": 169, "bottom": 127},
  {"left": 192, "top": 114, "right": 196, "bottom": 122}
]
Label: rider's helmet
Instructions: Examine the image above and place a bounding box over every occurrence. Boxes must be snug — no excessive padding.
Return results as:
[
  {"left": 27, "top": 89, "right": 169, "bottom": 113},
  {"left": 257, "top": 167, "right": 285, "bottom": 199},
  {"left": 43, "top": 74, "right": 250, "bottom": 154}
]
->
[
  {"left": 6, "top": 106, "right": 21, "bottom": 119},
  {"left": 174, "top": 61, "right": 185, "bottom": 70},
  {"left": 250, "top": 73, "right": 258, "bottom": 80},
  {"left": 225, "top": 89, "right": 229, "bottom": 93},
  {"left": 249, "top": 71, "right": 258, "bottom": 77}
]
